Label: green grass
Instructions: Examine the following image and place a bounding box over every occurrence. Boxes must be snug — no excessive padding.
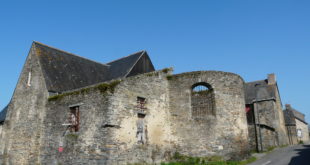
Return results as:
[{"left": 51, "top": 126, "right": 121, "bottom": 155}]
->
[
  {"left": 160, "top": 157, "right": 256, "bottom": 165},
  {"left": 65, "top": 133, "right": 78, "bottom": 141},
  {"left": 266, "top": 146, "right": 276, "bottom": 152},
  {"left": 128, "top": 154, "right": 257, "bottom": 165},
  {"left": 159, "top": 152, "right": 256, "bottom": 165}
]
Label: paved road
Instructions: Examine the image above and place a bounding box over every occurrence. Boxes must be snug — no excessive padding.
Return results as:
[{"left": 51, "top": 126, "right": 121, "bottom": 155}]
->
[{"left": 248, "top": 144, "right": 310, "bottom": 165}]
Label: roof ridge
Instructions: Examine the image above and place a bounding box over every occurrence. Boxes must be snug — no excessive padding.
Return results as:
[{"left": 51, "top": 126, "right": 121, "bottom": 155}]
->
[
  {"left": 124, "top": 51, "right": 145, "bottom": 77},
  {"left": 33, "top": 41, "right": 109, "bottom": 67},
  {"left": 107, "top": 50, "right": 146, "bottom": 64}
]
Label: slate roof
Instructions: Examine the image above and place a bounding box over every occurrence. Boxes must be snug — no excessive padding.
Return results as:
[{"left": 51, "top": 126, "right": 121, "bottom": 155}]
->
[
  {"left": 35, "top": 42, "right": 110, "bottom": 92},
  {"left": 34, "top": 42, "right": 154, "bottom": 92},
  {"left": 0, "top": 105, "right": 8, "bottom": 123},
  {"left": 284, "top": 109, "right": 296, "bottom": 125},
  {"left": 107, "top": 51, "right": 146, "bottom": 80},
  {"left": 285, "top": 105, "right": 307, "bottom": 124},
  {"left": 245, "top": 79, "right": 277, "bottom": 104},
  {"left": 0, "top": 42, "right": 155, "bottom": 122}
]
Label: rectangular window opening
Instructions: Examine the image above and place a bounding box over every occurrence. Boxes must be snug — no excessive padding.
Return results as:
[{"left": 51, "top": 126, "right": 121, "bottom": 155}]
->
[
  {"left": 69, "top": 106, "right": 80, "bottom": 132},
  {"left": 137, "top": 97, "right": 146, "bottom": 110}
]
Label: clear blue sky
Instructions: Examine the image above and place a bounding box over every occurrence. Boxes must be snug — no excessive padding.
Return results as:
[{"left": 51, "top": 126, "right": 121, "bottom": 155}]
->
[{"left": 0, "top": 0, "right": 309, "bottom": 122}]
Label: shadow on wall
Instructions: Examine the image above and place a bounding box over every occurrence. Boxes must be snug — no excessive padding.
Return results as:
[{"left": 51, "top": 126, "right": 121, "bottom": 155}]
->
[{"left": 289, "top": 145, "right": 310, "bottom": 165}]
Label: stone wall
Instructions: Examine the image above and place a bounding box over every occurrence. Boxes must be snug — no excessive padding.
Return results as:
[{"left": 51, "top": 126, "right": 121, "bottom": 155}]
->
[
  {"left": 259, "top": 127, "right": 277, "bottom": 150},
  {"left": 41, "top": 85, "right": 112, "bottom": 165},
  {"left": 0, "top": 68, "right": 252, "bottom": 164},
  {"left": 255, "top": 101, "right": 276, "bottom": 127},
  {"left": 0, "top": 46, "right": 49, "bottom": 165},
  {"left": 107, "top": 70, "right": 173, "bottom": 164},
  {"left": 286, "top": 125, "right": 298, "bottom": 145},
  {"left": 295, "top": 119, "right": 309, "bottom": 143},
  {"left": 251, "top": 98, "right": 289, "bottom": 151},
  {"left": 247, "top": 124, "right": 257, "bottom": 151},
  {"left": 39, "top": 70, "right": 173, "bottom": 165},
  {"left": 168, "top": 71, "right": 249, "bottom": 160},
  {"left": 273, "top": 86, "right": 289, "bottom": 146}
]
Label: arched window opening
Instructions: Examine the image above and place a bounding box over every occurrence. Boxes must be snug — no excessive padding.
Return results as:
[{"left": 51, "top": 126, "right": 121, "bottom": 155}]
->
[
  {"left": 192, "top": 85, "right": 210, "bottom": 94},
  {"left": 191, "top": 83, "right": 215, "bottom": 119}
]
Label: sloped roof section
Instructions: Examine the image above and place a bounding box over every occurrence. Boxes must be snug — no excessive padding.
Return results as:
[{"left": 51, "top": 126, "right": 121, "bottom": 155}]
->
[
  {"left": 245, "top": 80, "right": 276, "bottom": 104},
  {"left": 126, "top": 51, "right": 155, "bottom": 78},
  {"left": 107, "top": 51, "right": 155, "bottom": 80},
  {"left": 285, "top": 104, "right": 307, "bottom": 124},
  {"left": 34, "top": 42, "right": 110, "bottom": 92},
  {"left": 284, "top": 109, "right": 296, "bottom": 125},
  {"left": 33, "top": 42, "right": 155, "bottom": 92},
  {"left": 0, "top": 105, "right": 8, "bottom": 123}
]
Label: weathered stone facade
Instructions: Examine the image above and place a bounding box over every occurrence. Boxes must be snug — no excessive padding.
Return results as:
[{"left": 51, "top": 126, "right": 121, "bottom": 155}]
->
[
  {"left": 30, "top": 69, "right": 249, "bottom": 164},
  {"left": 245, "top": 74, "right": 289, "bottom": 152},
  {"left": 296, "top": 119, "right": 309, "bottom": 142},
  {"left": 284, "top": 104, "right": 309, "bottom": 144},
  {"left": 167, "top": 71, "right": 249, "bottom": 160},
  {"left": 0, "top": 45, "right": 49, "bottom": 164},
  {"left": 1, "top": 41, "right": 299, "bottom": 164}
]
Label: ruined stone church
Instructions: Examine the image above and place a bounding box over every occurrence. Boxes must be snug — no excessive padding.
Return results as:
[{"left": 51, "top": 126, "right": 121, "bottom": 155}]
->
[
  {"left": 0, "top": 42, "right": 249, "bottom": 164},
  {"left": 0, "top": 42, "right": 305, "bottom": 165}
]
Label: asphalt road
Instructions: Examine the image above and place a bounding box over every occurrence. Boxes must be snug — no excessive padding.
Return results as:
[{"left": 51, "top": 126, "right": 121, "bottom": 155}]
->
[{"left": 248, "top": 144, "right": 310, "bottom": 165}]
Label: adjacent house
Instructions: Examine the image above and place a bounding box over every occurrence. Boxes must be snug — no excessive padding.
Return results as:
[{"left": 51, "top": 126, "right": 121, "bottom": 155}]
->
[
  {"left": 284, "top": 104, "right": 309, "bottom": 144},
  {"left": 244, "top": 74, "right": 289, "bottom": 152}
]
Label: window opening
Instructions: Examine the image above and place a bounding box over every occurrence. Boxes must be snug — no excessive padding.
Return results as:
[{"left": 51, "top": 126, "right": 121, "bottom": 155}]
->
[
  {"left": 136, "top": 113, "right": 146, "bottom": 144},
  {"left": 137, "top": 97, "right": 146, "bottom": 110},
  {"left": 246, "top": 104, "right": 255, "bottom": 124},
  {"left": 192, "top": 85, "right": 209, "bottom": 93},
  {"left": 191, "top": 83, "right": 215, "bottom": 119},
  {"left": 136, "top": 97, "right": 148, "bottom": 144},
  {"left": 69, "top": 106, "right": 80, "bottom": 132}
]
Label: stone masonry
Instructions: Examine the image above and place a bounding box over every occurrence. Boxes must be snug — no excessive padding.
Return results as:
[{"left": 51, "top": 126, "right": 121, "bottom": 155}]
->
[{"left": 0, "top": 42, "right": 299, "bottom": 164}]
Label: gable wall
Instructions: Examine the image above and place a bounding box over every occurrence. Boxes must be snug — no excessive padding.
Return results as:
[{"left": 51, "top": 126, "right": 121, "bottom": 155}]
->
[{"left": 0, "top": 45, "right": 49, "bottom": 164}]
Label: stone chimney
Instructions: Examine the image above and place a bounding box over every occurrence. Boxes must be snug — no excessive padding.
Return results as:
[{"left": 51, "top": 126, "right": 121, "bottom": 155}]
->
[{"left": 267, "top": 73, "right": 276, "bottom": 85}]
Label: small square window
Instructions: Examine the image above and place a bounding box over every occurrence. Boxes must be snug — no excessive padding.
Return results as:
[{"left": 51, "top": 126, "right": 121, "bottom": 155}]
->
[{"left": 137, "top": 97, "right": 146, "bottom": 110}]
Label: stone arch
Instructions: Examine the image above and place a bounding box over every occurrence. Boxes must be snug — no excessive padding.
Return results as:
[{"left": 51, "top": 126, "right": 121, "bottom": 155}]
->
[{"left": 191, "top": 82, "right": 216, "bottom": 118}]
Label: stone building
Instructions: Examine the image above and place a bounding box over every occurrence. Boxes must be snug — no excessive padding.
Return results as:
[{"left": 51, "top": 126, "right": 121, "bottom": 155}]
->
[
  {"left": 244, "top": 74, "right": 289, "bottom": 152},
  {"left": 284, "top": 104, "right": 309, "bottom": 144},
  {"left": 0, "top": 42, "right": 250, "bottom": 164}
]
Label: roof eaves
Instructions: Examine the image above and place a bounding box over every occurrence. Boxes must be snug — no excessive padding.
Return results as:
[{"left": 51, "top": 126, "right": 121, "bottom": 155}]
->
[{"left": 295, "top": 117, "right": 308, "bottom": 125}]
